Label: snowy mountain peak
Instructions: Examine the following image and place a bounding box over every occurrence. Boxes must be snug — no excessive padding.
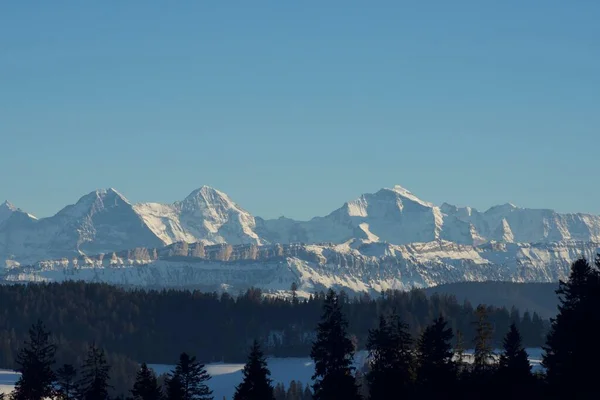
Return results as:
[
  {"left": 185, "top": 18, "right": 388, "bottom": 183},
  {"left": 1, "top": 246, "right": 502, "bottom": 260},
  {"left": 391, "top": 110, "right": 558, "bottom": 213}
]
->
[
  {"left": 184, "top": 185, "right": 231, "bottom": 203},
  {"left": 94, "top": 188, "right": 130, "bottom": 203},
  {"left": 180, "top": 186, "right": 244, "bottom": 216},
  {"left": 53, "top": 188, "right": 132, "bottom": 221},
  {"left": 131, "top": 186, "right": 261, "bottom": 247},
  {"left": 1, "top": 200, "right": 16, "bottom": 211},
  {"left": 387, "top": 185, "right": 434, "bottom": 208},
  {"left": 0, "top": 200, "right": 37, "bottom": 225},
  {"left": 0, "top": 201, "right": 18, "bottom": 225}
]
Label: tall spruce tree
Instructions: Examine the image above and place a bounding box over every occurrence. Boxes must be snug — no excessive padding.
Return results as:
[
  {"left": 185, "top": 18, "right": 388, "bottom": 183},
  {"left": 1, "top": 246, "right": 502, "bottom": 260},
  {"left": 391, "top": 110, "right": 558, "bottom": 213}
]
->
[
  {"left": 56, "top": 364, "right": 77, "bottom": 400},
  {"left": 454, "top": 330, "right": 465, "bottom": 371},
  {"left": 165, "top": 374, "right": 184, "bottom": 400},
  {"left": 77, "top": 343, "right": 112, "bottom": 400},
  {"left": 472, "top": 305, "right": 495, "bottom": 373},
  {"left": 302, "top": 383, "right": 312, "bottom": 400},
  {"left": 497, "top": 323, "right": 532, "bottom": 390},
  {"left": 543, "top": 257, "right": 600, "bottom": 398},
  {"left": 11, "top": 320, "right": 57, "bottom": 400},
  {"left": 366, "top": 313, "right": 414, "bottom": 400},
  {"left": 416, "top": 316, "right": 456, "bottom": 396},
  {"left": 273, "top": 383, "right": 285, "bottom": 400},
  {"left": 131, "top": 363, "right": 162, "bottom": 400},
  {"left": 310, "top": 289, "right": 361, "bottom": 400},
  {"left": 166, "top": 353, "right": 212, "bottom": 400},
  {"left": 285, "top": 381, "right": 302, "bottom": 400},
  {"left": 233, "top": 340, "right": 274, "bottom": 400}
]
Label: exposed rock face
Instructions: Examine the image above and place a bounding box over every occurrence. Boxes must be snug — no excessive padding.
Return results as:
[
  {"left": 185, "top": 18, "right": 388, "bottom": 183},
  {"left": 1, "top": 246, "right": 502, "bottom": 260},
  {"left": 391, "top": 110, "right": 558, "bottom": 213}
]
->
[{"left": 4, "top": 240, "right": 598, "bottom": 296}]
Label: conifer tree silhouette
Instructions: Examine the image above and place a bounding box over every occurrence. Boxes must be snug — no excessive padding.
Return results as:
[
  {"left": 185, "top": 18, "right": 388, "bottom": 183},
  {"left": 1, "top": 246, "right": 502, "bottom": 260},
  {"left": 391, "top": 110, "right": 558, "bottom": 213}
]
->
[
  {"left": 311, "top": 289, "right": 361, "bottom": 400},
  {"left": 233, "top": 340, "right": 274, "bottom": 400}
]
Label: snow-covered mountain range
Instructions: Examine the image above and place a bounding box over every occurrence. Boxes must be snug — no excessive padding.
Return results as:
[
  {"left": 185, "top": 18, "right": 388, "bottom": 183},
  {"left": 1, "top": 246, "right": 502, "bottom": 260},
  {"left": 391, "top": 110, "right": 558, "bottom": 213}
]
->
[{"left": 1, "top": 185, "right": 599, "bottom": 293}]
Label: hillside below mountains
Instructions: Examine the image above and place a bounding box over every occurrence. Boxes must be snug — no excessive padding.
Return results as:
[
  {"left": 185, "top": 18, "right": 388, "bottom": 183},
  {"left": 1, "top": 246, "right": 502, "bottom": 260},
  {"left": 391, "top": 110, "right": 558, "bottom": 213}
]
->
[{"left": 1, "top": 185, "right": 599, "bottom": 294}]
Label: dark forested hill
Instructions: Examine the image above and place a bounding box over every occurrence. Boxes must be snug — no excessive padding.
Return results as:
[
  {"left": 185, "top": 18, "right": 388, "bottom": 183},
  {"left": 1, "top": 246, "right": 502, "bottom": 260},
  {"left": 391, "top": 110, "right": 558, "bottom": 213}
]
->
[
  {"left": 0, "top": 282, "right": 547, "bottom": 368},
  {"left": 424, "top": 281, "right": 559, "bottom": 319}
]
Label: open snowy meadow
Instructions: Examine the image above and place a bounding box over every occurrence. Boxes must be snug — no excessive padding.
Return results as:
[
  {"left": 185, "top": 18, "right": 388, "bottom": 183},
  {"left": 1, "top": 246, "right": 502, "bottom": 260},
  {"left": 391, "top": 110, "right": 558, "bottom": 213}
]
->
[{"left": 0, "top": 369, "right": 19, "bottom": 395}]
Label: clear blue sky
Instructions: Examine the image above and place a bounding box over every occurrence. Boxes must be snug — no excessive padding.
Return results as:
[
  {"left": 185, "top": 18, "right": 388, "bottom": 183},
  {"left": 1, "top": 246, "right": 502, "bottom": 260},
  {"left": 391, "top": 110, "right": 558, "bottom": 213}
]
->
[{"left": 1, "top": 1, "right": 599, "bottom": 220}]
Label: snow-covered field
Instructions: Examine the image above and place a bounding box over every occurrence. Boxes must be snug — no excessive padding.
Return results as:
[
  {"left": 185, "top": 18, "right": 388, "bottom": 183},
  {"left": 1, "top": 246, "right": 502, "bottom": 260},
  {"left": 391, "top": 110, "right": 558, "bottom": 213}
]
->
[
  {"left": 0, "top": 369, "right": 19, "bottom": 395},
  {"left": 0, "top": 348, "right": 544, "bottom": 399},
  {"left": 150, "top": 352, "right": 369, "bottom": 400}
]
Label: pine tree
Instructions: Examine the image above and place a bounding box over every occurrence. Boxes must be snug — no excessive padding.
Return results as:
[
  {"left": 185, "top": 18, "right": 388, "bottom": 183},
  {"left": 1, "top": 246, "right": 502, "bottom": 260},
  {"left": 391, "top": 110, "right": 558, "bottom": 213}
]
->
[
  {"left": 310, "top": 289, "right": 361, "bottom": 400},
  {"left": 77, "top": 343, "right": 112, "bottom": 400},
  {"left": 416, "top": 316, "right": 456, "bottom": 396},
  {"left": 11, "top": 320, "right": 57, "bottom": 400},
  {"left": 166, "top": 353, "right": 212, "bottom": 400},
  {"left": 131, "top": 363, "right": 162, "bottom": 400},
  {"left": 543, "top": 257, "right": 600, "bottom": 398},
  {"left": 498, "top": 323, "right": 532, "bottom": 391},
  {"left": 454, "top": 329, "right": 465, "bottom": 370},
  {"left": 273, "top": 383, "right": 286, "bottom": 400},
  {"left": 366, "top": 313, "right": 414, "bottom": 400},
  {"left": 165, "top": 374, "right": 184, "bottom": 400},
  {"left": 233, "top": 340, "right": 274, "bottom": 400},
  {"left": 290, "top": 283, "right": 299, "bottom": 306},
  {"left": 472, "top": 305, "right": 494, "bottom": 373},
  {"left": 56, "top": 364, "right": 77, "bottom": 400},
  {"left": 301, "top": 384, "right": 312, "bottom": 400},
  {"left": 285, "top": 381, "right": 301, "bottom": 400}
]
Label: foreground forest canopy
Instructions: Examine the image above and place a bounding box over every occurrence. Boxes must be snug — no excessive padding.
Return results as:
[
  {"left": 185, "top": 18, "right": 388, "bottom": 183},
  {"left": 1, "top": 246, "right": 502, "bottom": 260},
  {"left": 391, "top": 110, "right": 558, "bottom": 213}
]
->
[
  {"left": 0, "top": 282, "right": 546, "bottom": 367},
  {"left": 4, "top": 256, "right": 600, "bottom": 399}
]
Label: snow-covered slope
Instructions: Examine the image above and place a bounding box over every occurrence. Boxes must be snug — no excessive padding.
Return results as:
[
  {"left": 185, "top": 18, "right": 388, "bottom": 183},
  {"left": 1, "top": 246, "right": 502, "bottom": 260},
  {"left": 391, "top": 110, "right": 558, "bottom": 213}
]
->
[
  {"left": 134, "top": 186, "right": 261, "bottom": 246},
  {"left": 258, "top": 185, "right": 600, "bottom": 246},
  {"left": 257, "top": 186, "right": 472, "bottom": 245},
  {"left": 0, "top": 189, "right": 164, "bottom": 264},
  {"left": 441, "top": 202, "right": 600, "bottom": 244}
]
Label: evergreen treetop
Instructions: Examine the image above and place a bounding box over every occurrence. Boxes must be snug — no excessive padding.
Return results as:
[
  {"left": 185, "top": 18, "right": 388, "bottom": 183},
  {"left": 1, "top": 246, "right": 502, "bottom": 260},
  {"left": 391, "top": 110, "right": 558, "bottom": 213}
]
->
[
  {"left": 310, "top": 289, "right": 361, "bottom": 400},
  {"left": 498, "top": 323, "right": 532, "bottom": 383},
  {"left": 131, "top": 363, "right": 162, "bottom": 400},
  {"left": 233, "top": 340, "right": 274, "bottom": 400},
  {"left": 416, "top": 316, "right": 456, "bottom": 393},
  {"left": 366, "top": 313, "right": 414, "bottom": 400},
  {"left": 543, "top": 256, "right": 600, "bottom": 397},
  {"left": 11, "top": 320, "right": 57, "bottom": 400},
  {"left": 167, "top": 353, "right": 212, "bottom": 400},
  {"left": 77, "top": 343, "right": 112, "bottom": 400},
  {"left": 472, "top": 305, "right": 495, "bottom": 373},
  {"left": 56, "top": 364, "right": 77, "bottom": 400}
]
